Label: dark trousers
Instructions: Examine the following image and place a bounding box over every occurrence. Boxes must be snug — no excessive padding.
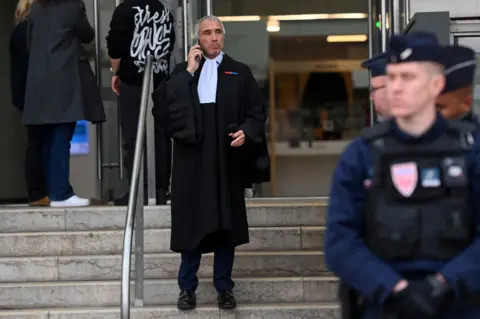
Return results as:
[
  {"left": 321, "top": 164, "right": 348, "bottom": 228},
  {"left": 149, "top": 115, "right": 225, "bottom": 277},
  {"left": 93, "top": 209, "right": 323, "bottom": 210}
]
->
[
  {"left": 25, "top": 126, "right": 48, "bottom": 202},
  {"left": 178, "top": 243, "right": 235, "bottom": 293},
  {"left": 118, "top": 82, "right": 171, "bottom": 191},
  {"left": 26, "top": 123, "right": 76, "bottom": 201}
]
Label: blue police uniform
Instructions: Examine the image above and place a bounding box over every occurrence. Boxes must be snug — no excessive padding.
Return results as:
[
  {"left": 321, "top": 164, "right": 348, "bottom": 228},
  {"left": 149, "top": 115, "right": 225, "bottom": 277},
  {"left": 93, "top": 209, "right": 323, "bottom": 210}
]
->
[
  {"left": 362, "top": 52, "right": 389, "bottom": 125},
  {"left": 361, "top": 30, "right": 440, "bottom": 77},
  {"left": 362, "top": 52, "right": 388, "bottom": 77},
  {"left": 443, "top": 45, "right": 477, "bottom": 94},
  {"left": 443, "top": 45, "right": 479, "bottom": 126},
  {"left": 325, "top": 32, "right": 480, "bottom": 319}
]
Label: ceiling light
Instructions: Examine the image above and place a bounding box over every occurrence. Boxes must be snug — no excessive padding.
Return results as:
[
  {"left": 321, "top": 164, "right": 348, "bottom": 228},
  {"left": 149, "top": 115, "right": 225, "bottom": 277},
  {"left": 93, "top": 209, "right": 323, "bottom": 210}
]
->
[
  {"left": 328, "top": 13, "right": 368, "bottom": 19},
  {"left": 217, "top": 13, "right": 367, "bottom": 22},
  {"left": 271, "top": 13, "right": 368, "bottom": 20},
  {"left": 326, "top": 34, "right": 368, "bottom": 42},
  {"left": 266, "top": 19, "right": 280, "bottom": 32},
  {"left": 218, "top": 15, "right": 261, "bottom": 22}
]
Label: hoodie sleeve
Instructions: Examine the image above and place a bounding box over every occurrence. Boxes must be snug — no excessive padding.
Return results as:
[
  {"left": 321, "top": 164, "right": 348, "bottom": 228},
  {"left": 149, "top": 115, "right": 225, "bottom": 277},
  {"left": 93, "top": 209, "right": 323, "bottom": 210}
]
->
[{"left": 106, "top": 3, "right": 132, "bottom": 59}]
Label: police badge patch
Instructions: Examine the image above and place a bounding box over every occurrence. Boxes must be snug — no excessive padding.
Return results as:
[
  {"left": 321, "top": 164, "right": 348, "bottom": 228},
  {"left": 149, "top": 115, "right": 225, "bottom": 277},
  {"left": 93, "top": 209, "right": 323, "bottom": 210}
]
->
[
  {"left": 390, "top": 162, "right": 418, "bottom": 197},
  {"left": 420, "top": 168, "right": 441, "bottom": 188}
]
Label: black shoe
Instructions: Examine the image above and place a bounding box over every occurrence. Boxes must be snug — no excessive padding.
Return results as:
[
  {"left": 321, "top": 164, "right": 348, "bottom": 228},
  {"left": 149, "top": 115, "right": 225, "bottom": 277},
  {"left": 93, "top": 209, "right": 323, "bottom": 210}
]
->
[
  {"left": 218, "top": 290, "right": 236, "bottom": 309},
  {"left": 155, "top": 189, "right": 168, "bottom": 205},
  {"left": 177, "top": 289, "right": 196, "bottom": 310},
  {"left": 113, "top": 191, "right": 150, "bottom": 206},
  {"left": 113, "top": 192, "right": 129, "bottom": 206}
]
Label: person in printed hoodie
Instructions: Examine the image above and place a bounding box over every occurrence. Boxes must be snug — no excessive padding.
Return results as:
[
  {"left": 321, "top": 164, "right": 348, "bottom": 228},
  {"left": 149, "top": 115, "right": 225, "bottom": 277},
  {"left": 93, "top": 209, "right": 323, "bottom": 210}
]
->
[{"left": 106, "top": 0, "right": 175, "bottom": 205}]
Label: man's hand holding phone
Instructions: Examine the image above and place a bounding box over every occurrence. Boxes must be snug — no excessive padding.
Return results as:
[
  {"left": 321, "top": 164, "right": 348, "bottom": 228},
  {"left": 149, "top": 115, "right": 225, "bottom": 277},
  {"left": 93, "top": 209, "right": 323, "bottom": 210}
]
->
[{"left": 187, "top": 45, "right": 203, "bottom": 74}]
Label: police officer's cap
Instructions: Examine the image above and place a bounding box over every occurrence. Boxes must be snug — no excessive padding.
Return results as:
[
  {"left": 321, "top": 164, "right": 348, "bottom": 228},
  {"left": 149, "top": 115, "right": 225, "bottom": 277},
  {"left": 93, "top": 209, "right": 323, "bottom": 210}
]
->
[
  {"left": 362, "top": 52, "right": 388, "bottom": 77},
  {"left": 442, "top": 45, "right": 477, "bottom": 93},
  {"left": 387, "top": 31, "right": 443, "bottom": 65}
]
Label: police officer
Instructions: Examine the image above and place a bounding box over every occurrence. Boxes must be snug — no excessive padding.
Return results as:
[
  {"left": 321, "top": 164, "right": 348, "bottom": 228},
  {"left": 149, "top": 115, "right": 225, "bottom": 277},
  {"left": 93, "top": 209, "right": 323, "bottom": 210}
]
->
[
  {"left": 362, "top": 52, "right": 391, "bottom": 120},
  {"left": 437, "top": 45, "right": 478, "bottom": 125},
  {"left": 325, "top": 31, "right": 480, "bottom": 319}
]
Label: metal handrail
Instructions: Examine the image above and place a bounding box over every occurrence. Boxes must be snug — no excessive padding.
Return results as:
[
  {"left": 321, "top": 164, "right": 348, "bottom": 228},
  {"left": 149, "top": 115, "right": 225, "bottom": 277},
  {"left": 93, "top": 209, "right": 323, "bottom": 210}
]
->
[
  {"left": 120, "top": 55, "right": 154, "bottom": 319},
  {"left": 381, "top": 0, "right": 387, "bottom": 52},
  {"left": 93, "top": 0, "right": 103, "bottom": 183},
  {"left": 367, "top": 0, "right": 374, "bottom": 126},
  {"left": 404, "top": 0, "right": 411, "bottom": 27}
]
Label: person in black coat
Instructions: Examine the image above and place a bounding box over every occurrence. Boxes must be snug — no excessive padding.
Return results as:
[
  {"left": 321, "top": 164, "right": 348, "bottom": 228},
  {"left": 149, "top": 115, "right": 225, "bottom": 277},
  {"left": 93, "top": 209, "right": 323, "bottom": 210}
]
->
[
  {"left": 23, "top": 0, "right": 105, "bottom": 207},
  {"left": 9, "top": 0, "right": 49, "bottom": 206},
  {"left": 153, "top": 15, "right": 270, "bottom": 311}
]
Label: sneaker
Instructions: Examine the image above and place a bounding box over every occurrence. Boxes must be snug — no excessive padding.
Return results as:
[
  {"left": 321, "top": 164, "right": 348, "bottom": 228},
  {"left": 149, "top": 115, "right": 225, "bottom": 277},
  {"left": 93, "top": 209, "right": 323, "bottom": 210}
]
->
[
  {"left": 244, "top": 188, "right": 254, "bottom": 198},
  {"left": 50, "top": 195, "right": 90, "bottom": 207},
  {"left": 165, "top": 190, "right": 171, "bottom": 205}
]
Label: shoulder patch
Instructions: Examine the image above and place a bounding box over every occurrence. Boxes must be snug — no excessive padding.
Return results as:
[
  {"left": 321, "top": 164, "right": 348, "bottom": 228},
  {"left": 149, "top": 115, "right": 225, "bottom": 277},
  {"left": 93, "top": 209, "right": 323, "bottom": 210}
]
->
[
  {"left": 445, "top": 118, "right": 477, "bottom": 134},
  {"left": 445, "top": 119, "right": 477, "bottom": 149}
]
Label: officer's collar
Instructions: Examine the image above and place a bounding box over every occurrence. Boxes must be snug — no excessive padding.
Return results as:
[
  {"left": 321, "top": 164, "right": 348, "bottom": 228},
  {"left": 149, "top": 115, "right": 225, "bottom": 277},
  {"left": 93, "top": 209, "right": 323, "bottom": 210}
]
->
[
  {"left": 459, "top": 111, "right": 474, "bottom": 122},
  {"left": 390, "top": 112, "right": 445, "bottom": 143}
]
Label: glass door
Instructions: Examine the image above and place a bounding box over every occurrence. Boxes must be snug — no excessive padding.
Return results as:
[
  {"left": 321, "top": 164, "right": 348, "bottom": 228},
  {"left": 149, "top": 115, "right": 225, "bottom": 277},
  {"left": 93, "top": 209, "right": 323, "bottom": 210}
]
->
[
  {"left": 81, "top": 0, "right": 187, "bottom": 201},
  {"left": 80, "top": 0, "right": 126, "bottom": 201}
]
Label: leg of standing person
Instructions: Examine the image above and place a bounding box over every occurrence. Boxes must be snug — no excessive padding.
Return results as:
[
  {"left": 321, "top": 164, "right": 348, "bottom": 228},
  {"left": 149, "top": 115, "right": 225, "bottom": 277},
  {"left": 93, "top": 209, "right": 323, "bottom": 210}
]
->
[
  {"left": 177, "top": 248, "right": 201, "bottom": 310},
  {"left": 154, "top": 122, "right": 172, "bottom": 204},
  {"left": 213, "top": 242, "right": 236, "bottom": 309},
  {"left": 42, "top": 125, "right": 53, "bottom": 195},
  {"left": 116, "top": 82, "right": 171, "bottom": 205},
  {"left": 48, "top": 122, "right": 89, "bottom": 207},
  {"left": 25, "top": 125, "right": 49, "bottom": 205},
  {"left": 116, "top": 82, "right": 141, "bottom": 206}
]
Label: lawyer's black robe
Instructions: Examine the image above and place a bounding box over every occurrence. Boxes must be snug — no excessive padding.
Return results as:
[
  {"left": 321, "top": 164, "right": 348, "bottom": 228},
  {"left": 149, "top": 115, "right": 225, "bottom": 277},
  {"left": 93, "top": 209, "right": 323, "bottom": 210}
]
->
[{"left": 152, "top": 54, "right": 270, "bottom": 253}]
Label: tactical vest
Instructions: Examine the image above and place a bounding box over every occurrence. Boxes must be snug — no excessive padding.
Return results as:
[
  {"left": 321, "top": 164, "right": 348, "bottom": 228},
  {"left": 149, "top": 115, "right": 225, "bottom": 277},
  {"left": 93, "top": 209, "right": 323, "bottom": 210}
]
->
[
  {"left": 460, "top": 112, "right": 480, "bottom": 129},
  {"left": 363, "top": 119, "right": 477, "bottom": 261}
]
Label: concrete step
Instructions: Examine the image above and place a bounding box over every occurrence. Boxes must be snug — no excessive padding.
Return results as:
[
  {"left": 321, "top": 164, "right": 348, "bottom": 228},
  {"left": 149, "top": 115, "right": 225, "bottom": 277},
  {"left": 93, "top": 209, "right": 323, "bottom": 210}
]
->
[
  {"left": 0, "top": 204, "right": 326, "bottom": 233},
  {"left": 0, "top": 303, "right": 340, "bottom": 318},
  {"left": 0, "top": 277, "right": 338, "bottom": 309},
  {"left": 0, "top": 251, "right": 329, "bottom": 282},
  {"left": 0, "top": 227, "right": 324, "bottom": 257}
]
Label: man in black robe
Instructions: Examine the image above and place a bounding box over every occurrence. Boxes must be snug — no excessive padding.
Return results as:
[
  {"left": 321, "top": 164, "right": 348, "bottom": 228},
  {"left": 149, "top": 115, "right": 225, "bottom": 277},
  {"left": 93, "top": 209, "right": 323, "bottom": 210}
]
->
[{"left": 152, "top": 15, "right": 270, "bottom": 311}]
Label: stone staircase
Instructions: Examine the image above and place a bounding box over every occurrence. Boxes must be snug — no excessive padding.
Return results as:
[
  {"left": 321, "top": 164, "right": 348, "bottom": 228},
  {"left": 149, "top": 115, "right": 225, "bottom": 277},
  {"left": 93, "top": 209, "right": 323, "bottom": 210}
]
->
[{"left": 0, "top": 202, "right": 339, "bottom": 318}]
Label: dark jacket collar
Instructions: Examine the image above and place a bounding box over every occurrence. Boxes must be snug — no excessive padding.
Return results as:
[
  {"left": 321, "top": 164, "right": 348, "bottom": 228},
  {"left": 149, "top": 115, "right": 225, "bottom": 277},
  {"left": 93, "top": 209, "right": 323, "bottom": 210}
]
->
[{"left": 390, "top": 112, "right": 446, "bottom": 143}]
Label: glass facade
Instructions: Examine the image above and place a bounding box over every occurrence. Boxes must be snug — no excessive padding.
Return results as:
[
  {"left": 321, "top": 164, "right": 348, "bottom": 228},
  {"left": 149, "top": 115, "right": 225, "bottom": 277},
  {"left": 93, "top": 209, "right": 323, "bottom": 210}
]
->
[{"left": 215, "top": 2, "right": 371, "bottom": 196}]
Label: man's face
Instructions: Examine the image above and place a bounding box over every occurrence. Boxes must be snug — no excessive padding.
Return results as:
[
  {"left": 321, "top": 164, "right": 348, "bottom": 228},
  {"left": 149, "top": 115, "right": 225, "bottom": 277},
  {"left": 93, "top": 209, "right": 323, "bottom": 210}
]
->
[
  {"left": 387, "top": 62, "right": 444, "bottom": 118},
  {"left": 436, "top": 89, "right": 472, "bottom": 119},
  {"left": 198, "top": 19, "right": 224, "bottom": 59},
  {"left": 370, "top": 76, "right": 389, "bottom": 117}
]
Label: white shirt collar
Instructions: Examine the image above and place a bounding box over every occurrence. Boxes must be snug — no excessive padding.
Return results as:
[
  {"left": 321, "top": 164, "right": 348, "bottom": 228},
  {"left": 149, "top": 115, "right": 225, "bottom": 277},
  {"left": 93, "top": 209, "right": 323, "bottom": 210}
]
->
[
  {"left": 197, "top": 52, "right": 223, "bottom": 104},
  {"left": 204, "top": 51, "right": 224, "bottom": 66}
]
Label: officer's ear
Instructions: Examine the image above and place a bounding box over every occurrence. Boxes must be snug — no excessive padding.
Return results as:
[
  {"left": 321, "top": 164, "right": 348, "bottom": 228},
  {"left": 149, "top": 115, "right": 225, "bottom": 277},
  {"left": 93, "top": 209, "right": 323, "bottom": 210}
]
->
[
  {"left": 463, "top": 85, "right": 474, "bottom": 108},
  {"left": 431, "top": 74, "right": 446, "bottom": 98},
  {"left": 463, "top": 94, "right": 473, "bottom": 111},
  {"left": 425, "top": 62, "right": 445, "bottom": 97}
]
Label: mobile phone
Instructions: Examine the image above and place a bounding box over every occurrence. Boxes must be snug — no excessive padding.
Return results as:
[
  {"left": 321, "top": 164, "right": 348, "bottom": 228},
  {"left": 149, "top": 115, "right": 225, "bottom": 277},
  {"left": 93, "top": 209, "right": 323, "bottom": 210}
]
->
[{"left": 195, "top": 38, "right": 203, "bottom": 61}]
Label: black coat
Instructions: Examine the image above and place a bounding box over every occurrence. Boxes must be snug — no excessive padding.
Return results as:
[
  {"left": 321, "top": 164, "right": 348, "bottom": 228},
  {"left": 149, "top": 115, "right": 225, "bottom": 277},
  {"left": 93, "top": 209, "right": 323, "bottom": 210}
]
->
[
  {"left": 153, "top": 54, "right": 270, "bottom": 253},
  {"left": 23, "top": 0, "right": 105, "bottom": 125},
  {"left": 9, "top": 20, "right": 29, "bottom": 111}
]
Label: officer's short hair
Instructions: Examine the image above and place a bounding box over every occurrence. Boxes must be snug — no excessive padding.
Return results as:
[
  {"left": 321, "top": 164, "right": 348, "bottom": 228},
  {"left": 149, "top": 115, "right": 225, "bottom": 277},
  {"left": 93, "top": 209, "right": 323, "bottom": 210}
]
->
[{"left": 423, "top": 62, "right": 444, "bottom": 77}]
